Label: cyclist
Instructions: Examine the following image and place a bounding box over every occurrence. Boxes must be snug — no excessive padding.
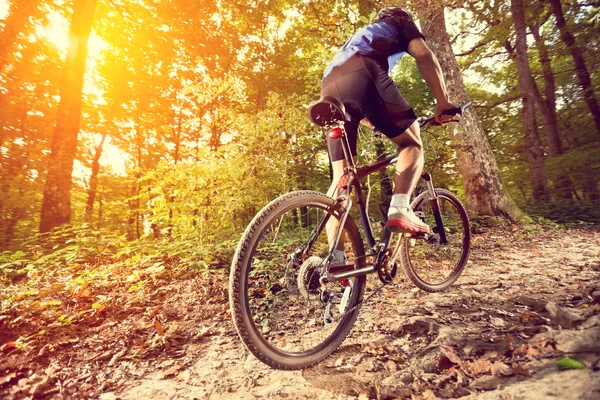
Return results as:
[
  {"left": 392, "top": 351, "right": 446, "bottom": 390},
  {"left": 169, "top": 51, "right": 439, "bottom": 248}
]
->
[{"left": 321, "top": 6, "right": 457, "bottom": 262}]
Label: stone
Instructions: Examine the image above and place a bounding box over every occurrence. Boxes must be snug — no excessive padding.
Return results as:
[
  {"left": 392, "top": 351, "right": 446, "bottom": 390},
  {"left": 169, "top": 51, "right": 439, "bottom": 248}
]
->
[{"left": 545, "top": 301, "right": 584, "bottom": 328}]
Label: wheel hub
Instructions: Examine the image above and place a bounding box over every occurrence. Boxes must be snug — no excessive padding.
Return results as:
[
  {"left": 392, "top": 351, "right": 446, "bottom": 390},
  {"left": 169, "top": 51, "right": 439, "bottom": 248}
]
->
[{"left": 297, "top": 256, "right": 324, "bottom": 299}]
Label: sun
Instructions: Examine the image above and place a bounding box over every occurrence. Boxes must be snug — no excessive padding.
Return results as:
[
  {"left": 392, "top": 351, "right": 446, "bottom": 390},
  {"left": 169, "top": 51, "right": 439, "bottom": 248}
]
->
[{"left": 0, "top": 0, "right": 128, "bottom": 176}]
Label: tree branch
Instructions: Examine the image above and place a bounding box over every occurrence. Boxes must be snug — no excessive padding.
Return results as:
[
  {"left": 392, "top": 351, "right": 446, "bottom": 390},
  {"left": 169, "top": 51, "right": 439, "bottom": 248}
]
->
[
  {"left": 475, "top": 95, "right": 521, "bottom": 109},
  {"left": 455, "top": 39, "right": 491, "bottom": 57}
]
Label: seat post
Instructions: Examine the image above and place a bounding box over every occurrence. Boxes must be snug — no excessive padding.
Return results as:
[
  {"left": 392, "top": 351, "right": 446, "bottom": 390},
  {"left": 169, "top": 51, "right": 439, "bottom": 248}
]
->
[{"left": 340, "top": 128, "right": 356, "bottom": 171}]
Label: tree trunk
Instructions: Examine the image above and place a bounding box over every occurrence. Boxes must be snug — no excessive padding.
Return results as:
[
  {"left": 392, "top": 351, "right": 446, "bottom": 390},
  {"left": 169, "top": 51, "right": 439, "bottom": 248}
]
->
[
  {"left": 417, "top": 3, "right": 524, "bottom": 221},
  {"left": 528, "top": 23, "right": 562, "bottom": 156},
  {"left": 0, "top": 0, "right": 42, "bottom": 73},
  {"left": 39, "top": 0, "right": 97, "bottom": 233},
  {"left": 511, "top": 0, "right": 548, "bottom": 201},
  {"left": 529, "top": 21, "right": 573, "bottom": 200},
  {"left": 549, "top": 0, "right": 600, "bottom": 135},
  {"left": 84, "top": 132, "right": 107, "bottom": 220}
]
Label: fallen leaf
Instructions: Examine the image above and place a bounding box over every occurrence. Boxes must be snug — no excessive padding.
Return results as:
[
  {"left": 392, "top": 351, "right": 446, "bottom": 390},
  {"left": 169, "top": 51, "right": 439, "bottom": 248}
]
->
[
  {"left": 440, "top": 344, "right": 463, "bottom": 365},
  {"left": 512, "top": 365, "right": 532, "bottom": 377},
  {"left": 176, "top": 369, "right": 191, "bottom": 383},
  {"left": 514, "top": 344, "right": 528, "bottom": 357},
  {"left": 556, "top": 357, "right": 585, "bottom": 370},
  {"left": 526, "top": 346, "right": 541, "bottom": 357},
  {"left": 198, "top": 326, "right": 211, "bottom": 337},
  {"left": 490, "top": 362, "right": 514, "bottom": 377},
  {"left": 160, "top": 365, "right": 182, "bottom": 379},
  {"left": 0, "top": 372, "right": 17, "bottom": 385},
  {"left": 470, "top": 358, "right": 492, "bottom": 376},
  {"left": 520, "top": 312, "right": 545, "bottom": 326},
  {"left": 422, "top": 389, "right": 437, "bottom": 400},
  {"left": 154, "top": 318, "right": 164, "bottom": 335},
  {"left": 108, "top": 348, "right": 127, "bottom": 366},
  {"left": 1, "top": 341, "right": 16, "bottom": 352}
]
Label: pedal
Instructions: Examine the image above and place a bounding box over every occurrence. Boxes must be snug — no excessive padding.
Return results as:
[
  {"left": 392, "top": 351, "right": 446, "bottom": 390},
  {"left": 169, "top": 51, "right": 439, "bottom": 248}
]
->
[{"left": 404, "top": 231, "right": 427, "bottom": 239}]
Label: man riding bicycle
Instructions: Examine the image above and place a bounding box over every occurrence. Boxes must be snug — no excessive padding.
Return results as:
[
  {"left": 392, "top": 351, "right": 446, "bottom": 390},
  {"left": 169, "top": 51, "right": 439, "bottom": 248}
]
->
[{"left": 318, "top": 6, "right": 457, "bottom": 262}]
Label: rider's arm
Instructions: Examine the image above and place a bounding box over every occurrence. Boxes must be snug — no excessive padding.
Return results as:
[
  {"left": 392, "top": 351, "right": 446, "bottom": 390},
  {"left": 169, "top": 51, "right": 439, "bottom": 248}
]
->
[{"left": 407, "top": 38, "right": 454, "bottom": 122}]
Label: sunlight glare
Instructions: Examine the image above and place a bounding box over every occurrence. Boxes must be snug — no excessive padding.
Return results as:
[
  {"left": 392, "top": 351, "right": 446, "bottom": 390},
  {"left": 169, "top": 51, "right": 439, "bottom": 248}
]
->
[
  {"left": 0, "top": 0, "right": 9, "bottom": 20},
  {"left": 99, "top": 136, "right": 129, "bottom": 176}
]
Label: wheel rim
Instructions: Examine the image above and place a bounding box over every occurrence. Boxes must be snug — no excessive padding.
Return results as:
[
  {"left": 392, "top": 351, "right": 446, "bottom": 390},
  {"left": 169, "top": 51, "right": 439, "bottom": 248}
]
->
[
  {"left": 242, "top": 201, "right": 362, "bottom": 357},
  {"left": 403, "top": 194, "right": 469, "bottom": 286}
]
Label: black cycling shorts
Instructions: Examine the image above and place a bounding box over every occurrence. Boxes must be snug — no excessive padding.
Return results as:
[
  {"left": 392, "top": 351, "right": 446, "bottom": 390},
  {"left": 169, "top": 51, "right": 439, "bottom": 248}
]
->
[{"left": 321, "top": 55, "right": 417, "bottom": 162}]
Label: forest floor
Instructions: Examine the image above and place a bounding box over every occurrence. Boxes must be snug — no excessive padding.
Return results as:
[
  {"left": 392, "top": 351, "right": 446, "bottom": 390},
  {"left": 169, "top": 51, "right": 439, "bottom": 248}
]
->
[{"left": 1, "top": 224, "right": 600, "bottom": 399}]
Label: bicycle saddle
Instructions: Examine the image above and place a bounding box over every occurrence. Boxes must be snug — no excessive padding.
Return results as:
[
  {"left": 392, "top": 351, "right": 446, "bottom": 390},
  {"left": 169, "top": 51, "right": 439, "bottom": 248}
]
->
[{"left": 308, "top": 96, "right": 351, "bottom": 127}]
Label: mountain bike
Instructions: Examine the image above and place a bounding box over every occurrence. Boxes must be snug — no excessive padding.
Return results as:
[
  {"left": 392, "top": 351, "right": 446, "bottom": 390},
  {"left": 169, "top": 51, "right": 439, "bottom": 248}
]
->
[{"left": 229, "top": 97, "right": 472, "bottom": 369}]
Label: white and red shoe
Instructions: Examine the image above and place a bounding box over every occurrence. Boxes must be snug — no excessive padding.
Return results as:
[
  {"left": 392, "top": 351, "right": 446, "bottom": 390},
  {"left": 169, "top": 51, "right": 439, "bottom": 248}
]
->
[{"left": 387, "top": 208, "right": 431, "bottom": 234}]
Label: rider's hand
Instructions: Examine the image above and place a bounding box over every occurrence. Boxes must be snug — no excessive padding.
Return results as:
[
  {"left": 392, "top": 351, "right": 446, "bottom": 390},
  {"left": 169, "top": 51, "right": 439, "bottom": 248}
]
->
[
  {"left": 434, "top": 100, "right": 457, "bottom": 124},
  {"left": 360, "top": 118, "right": 375, "bottom": 130}
]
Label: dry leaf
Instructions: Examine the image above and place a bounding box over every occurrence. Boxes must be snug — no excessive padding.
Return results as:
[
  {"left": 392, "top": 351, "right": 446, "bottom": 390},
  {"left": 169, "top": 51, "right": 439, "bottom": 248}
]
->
[
  {"left": 520, "top": 312, "right": 545, "bottom": 326},
  {"left": 471, "top": 358, "right": 492, "bottom": 376},
  {"left": 160, "top": 365, "right": 182, "bottom": 379},
  {"left": 512, "top": 365, "right": 532, "bottom": 377},
  {"left": 108, "top": 348, "right": 127, "bottom": 366},
  {"left": 154, "top": 317, "right": 164, "bottom": 335},
  {"left": 526, "top": 346, "right": 541, "bottom": 357},
  {"left": 440, "top": 344, "right": 463, "bottom": 365},
  {"left": 176, "top": 369, "right": 191, "bottom": 383},
  {"left": 491, "top": 362, "right": 514, "bottom": 377},
  {"left": 514, "top": 344, "right": 528, "bottom": 357},
  {"left": 1, "top": 341, "right": 16, "bottom": 352},
  {"left": 0, "top": 372, "right": 17, "bottom": 385}
]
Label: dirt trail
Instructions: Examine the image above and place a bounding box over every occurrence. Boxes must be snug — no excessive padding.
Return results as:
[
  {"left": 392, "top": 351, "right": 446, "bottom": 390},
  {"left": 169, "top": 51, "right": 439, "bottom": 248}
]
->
[{"left": 2, "top": 226, "right": 600, "bottom": 399}]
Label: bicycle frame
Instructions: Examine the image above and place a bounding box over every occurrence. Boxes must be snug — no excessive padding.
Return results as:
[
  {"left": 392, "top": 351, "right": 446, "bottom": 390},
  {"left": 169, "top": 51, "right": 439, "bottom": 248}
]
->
[{"left": 320, "top": 120, "right": 448, "bottom": 283}]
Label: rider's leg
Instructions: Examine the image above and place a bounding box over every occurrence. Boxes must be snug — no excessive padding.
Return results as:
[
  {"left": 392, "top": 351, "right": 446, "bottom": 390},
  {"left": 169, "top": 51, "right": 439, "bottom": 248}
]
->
[
  {"left": 390, "top": 120, "right": 423, "bottom": 195},
  {"left": 387, "top": 121, "right": 430, "bottom": 233},
  {"left": 326, "top": 157, "right": 356, "bottom": 263}
]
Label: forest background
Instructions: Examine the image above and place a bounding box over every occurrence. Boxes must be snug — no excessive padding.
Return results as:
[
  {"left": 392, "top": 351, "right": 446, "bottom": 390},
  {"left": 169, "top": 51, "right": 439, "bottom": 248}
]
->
[{"left": 0, "top": 0, "right": 599, "bottom": 285}]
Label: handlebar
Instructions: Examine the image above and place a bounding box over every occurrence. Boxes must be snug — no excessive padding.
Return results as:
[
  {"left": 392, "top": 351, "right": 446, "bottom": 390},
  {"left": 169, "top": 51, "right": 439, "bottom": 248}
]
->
[{"left": 417, "top": 101, "right": 472, "bottom": 128}]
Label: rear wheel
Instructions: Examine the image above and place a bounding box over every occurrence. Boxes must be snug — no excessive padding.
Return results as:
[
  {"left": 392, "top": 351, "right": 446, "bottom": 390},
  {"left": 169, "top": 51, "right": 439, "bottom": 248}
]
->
[
  {"left": 400, "top": 189, "right": 470, "bottom": 292},
  {"left": 229, "top": 191, "right": 366, "bottom": 370}
]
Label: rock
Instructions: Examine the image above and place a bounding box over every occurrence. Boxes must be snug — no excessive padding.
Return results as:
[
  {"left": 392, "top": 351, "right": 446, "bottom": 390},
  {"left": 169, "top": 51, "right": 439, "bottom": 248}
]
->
[
  {"left": 580, "top": 314, "right": 600, "bottom": 330},
  {"left": 366, "top": 359, "right": 382, "bottom": 372},
  {"left": 591, "top": 290, "right": 600, "bottom": 303},
  {"left": 515, "top": 296, "right": 546, "bottom": 312},
  {"left": 383, "top": 371, "right": 414, "bottom": 386},
  {"left": 411, "top": 348, "right": 442, "bottom": 373},
  {"left": 401, "top": 317, "right": 441, "bottom": 336},
  {"left": 553, "top": 326, "right": 600, "bottom": 353},
  {"left": 385, "top": 360, "right": 398, "bottom": 373},
  {"left": 375, "top": 383, "right": 411, "bottom": 400},
  {"left": 545, "top": 301, "right": 584, "bottom": 328}
]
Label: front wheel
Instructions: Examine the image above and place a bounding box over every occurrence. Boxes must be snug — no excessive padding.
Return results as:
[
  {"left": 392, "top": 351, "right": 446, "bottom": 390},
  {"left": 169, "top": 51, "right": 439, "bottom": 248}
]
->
[
  {"left": 229, "top": 191, "right": 366, "bottom": 370},
  {"left": 399, "top": 189, "right": 470, "bottom": 292}
]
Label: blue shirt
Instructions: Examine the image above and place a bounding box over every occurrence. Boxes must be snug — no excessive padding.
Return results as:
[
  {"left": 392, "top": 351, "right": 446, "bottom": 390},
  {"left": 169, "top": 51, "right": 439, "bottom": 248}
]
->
[{"left": 323, "top": 16, "right": 425, "bottom": 80}]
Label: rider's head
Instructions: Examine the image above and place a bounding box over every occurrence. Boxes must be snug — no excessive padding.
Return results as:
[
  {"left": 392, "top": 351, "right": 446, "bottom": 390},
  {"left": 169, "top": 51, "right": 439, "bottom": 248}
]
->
[{"left": 377, "top": 6, "right": 412, "bottom": 21}]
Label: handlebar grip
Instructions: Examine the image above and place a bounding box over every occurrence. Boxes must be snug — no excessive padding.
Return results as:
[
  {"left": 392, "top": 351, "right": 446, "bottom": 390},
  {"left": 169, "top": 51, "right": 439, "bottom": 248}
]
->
[
  {"left": 441, "top": 107, "right": 462, "bottom": 116},
  {"left": 441, "top": 101, "right": 472, "bottom": 116}
]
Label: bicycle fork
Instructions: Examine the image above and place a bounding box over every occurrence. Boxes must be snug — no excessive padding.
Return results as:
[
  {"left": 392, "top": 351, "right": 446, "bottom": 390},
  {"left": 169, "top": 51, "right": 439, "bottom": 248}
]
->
[{"left": 422, "top": 172, "right": 448, "bottom": 244}]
